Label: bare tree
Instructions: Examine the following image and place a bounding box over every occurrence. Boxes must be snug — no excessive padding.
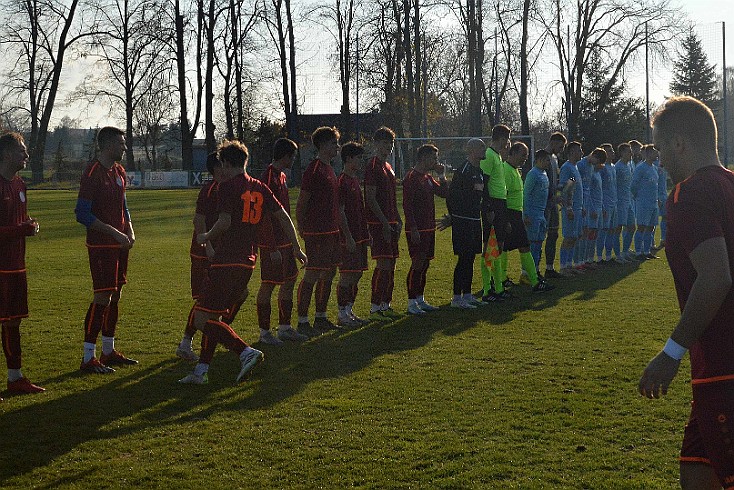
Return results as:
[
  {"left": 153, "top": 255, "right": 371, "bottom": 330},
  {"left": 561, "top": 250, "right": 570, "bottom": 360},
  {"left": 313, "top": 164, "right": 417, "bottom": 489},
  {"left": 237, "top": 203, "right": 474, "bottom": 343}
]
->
[
  {"left": 544, "top": 0, "right": 682, "bottom": 138},
  {"left": 0, "top": 0, "right": 100, "bottom": 183}
]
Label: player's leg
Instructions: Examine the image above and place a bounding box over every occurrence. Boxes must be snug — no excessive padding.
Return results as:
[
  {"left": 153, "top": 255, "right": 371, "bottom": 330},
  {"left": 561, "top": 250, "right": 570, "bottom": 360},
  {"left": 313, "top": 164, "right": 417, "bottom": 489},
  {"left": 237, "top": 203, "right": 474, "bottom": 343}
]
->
[
  {"left": 98, "top": 249, "right": 137, "bottom": 367},
  {"left": 337, "top": 271, "right": 362, "bottom": 327},
  {"left": 178, "top": 257, "right": 207, "bottom": 361},
  {"left": 3, "top": 318, "right": 44, "bottom": 394},
  {"left": 256, "top": 281, "right": 282, "bottom": 345},
  {"left": 276, "top": 279, "right": 307, "bottom": 341},
  {"left": 544, "top": 205, "right": 560, "bottom": 275}
]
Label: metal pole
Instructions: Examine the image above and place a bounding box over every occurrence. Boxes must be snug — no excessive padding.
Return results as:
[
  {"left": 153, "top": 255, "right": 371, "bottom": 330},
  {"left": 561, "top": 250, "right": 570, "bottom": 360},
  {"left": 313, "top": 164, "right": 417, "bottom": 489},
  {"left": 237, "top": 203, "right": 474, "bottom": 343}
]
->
[
  {"left": 645, "top": 22, "right": 652, "bottom": 142},
  {"left": 356, "top": 30, "right": 360, "bottom": 140},
  {"left": 723, "top": 22, "right": 728, "bottom": 165},
  {"left": 494, "top": 27, "right": 499, "bottom": 124}
]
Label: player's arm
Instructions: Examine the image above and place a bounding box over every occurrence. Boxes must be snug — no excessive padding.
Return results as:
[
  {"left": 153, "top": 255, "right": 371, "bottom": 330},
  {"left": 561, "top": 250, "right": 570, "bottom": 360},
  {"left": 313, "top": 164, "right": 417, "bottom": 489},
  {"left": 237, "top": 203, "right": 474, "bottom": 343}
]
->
[
  {"left": 434, "top": 164, "right": 449, "bottom": 198},
  {"left": 639, "top": 236, "right": 732, "bottom": 399},
  {"left": 402, "top": 179, "right": 420, "bottom": 244},
  {"left": 295, "top": 189, "right": 311, "bottom": 238},
  {"left": 365, "top": 184, "right": 392, "bottom": 242},
  {"left": 75, "top": 197, "right": 131, "bottom": 248},
  {"left": 123, "top": 196, "right": 135, "bottom": 247},
  {"left": 199, "top": 212, "right": 231, "bottom": 245},
  {"left": 0, "top": 220, "right": 38, "bottom": 240},
  {"left": 274, "top": 207, "right": 307, "bottom": 265},
  {"left": 338, "top": 203, "right": 356, "bottom": 253}
]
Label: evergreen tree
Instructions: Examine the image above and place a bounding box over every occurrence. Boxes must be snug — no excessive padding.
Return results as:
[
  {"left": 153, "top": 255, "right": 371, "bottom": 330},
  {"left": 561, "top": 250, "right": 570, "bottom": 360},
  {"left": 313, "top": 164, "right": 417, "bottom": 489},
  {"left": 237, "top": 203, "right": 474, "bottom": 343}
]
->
[
  {"left": 578, "top": 52, "right": 648, "bottom": 149},
  {"left": 670, "top": 33, "right": 718, "bottom": 106}
]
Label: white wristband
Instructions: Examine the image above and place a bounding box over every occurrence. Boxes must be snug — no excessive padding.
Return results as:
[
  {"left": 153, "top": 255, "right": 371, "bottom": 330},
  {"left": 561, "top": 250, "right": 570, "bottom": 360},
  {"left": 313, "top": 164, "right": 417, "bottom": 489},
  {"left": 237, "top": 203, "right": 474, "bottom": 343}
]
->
[{"left": 663, "top": 338, "right": 688, "bottom": 361}]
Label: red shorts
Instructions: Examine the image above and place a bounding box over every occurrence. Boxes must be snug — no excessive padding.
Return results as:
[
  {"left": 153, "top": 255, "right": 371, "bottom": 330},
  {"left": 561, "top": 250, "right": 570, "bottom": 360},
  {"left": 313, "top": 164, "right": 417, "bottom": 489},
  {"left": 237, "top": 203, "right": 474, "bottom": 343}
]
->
[
  {"left": 190, "top": 255, "right": 210, "bottom": 300},
  {"left": 196, "top": 265, "right": 254, "bottom": 315},
  {"left": 260, "top": 246, "right": 299, "bottom": 284},
  {"left": 339, "top": 241, "right": 368, "bottom": 273},
  {"left": 304, "top": 233, "right": 340, "bottom": 271},
  {"left": 0, "top": 271, "right": 28, "bottom": 321},
  {"left": 88, "top": 247, "right": 129, "bottom": 293},
  {"left": 680, "top": 382, "right": 734, "bottom": 487},
  {"left": 406, "top": 230, "right": 436, "bottom": 260},
  {"left": 369, "top": 223, "right": 400, "bottom": 259}
]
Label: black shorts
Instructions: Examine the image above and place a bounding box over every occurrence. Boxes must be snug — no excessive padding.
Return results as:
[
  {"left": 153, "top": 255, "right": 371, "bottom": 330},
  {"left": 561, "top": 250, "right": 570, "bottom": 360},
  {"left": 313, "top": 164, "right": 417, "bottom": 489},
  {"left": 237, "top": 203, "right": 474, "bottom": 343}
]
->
[
  {"left": 504, "top": 209, "right": 530, "bottom": 251},
  {"left": 451, "top": 217, "right": 482, "bottom": 256},
  {"left": 486, "top": 198, "right": 508, "bottom": 243}
]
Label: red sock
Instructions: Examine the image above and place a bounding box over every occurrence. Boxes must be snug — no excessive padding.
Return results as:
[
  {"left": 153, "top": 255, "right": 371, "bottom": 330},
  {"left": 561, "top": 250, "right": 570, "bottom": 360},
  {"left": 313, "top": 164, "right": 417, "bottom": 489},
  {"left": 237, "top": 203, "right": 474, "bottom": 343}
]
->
[
  {"left": 418, "top": 262, "right": 430, "bottom": 297},
  {"left": 370, "top": 269, "right": 382, "bottom": 305},
  {"left": 199, "top": 333, "right": 215, "bottom": 364},
  {"left": 1, "top": 324, "right": 21, "bottom": 369},
  {"left": 101, "top": 301, "right": 119, "bottom": 338},
  {"left": 315, "top": 279, "right": 332, "bottom": 313},
  {"left": 201, "top": 320, "right": 247, "bottom": 356},
  {"left": 386, "top": 269, "right": 395, "bottom": 304},
  {"left": 337, "top": 282, "right": 350, "bottom": 308},
  {"left": 84, "top": 302, "right": 107, "bottom": 344},
  {"left": 277, "top": 297, "right": 293, "bottom": 326},
  {"left": 184, "top": 304, "right": 197, "bottom": 337},
  {"left": 351, "top": 283, "right": 359, "bottom": 304},
  {"left": 406, "top": 267, "right": 418, "bottom": 300},
  {"left": 256, "top": 302, "right": 271, "bottom": 331},
  {"left": 297, "top": 279, "right": 315, "bottom": 317}
]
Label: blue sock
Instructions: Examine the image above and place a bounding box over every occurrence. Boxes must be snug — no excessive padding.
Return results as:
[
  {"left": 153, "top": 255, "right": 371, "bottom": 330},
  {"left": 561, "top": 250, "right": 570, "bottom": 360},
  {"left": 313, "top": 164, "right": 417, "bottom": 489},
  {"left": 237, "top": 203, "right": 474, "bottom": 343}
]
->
[
  {"left": 530, "top": 242, "right": 542, "bottom": 269},
  {"left": 660, "top": 219, "right": 666, "bottom": 243},
  {"left": 596, "top": 229, "right": 607, "bottom": 260},
  {"left": 634, "top": 231, "right": 643, "bottom": 255},
  {"left": 560, "top": 248, "right": 570, "bottom": 268},
  {"left": 610, "top": 232, "right": 621, "bottom": 258},
  {"left": 643, "top": 231, "right": 653, "bottom": 254},
  {"left": 623, "top": 229, "right": 633, "bottom": 255}
]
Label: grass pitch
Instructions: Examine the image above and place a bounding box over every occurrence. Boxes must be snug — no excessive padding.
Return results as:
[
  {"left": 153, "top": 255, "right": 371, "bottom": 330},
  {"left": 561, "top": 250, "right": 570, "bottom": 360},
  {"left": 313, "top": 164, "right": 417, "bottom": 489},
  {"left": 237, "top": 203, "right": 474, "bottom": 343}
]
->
[{"left": 0, "top": 189, "right": 688, "bottom": 488}]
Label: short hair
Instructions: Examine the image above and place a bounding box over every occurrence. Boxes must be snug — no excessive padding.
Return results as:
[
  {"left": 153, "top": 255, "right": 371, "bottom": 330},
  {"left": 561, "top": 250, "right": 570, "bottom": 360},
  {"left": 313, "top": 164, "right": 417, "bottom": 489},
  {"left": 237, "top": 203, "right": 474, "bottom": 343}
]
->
[
  {"left": 273, "top": 138, "right": 298, "bottom": 161},
  {"left": 218, "top": 139, "right": 249, "bottom": 168},
  {"left": 617, "top": 142, "right": 631, "bottom": 155},
  {"left": 534, "top": 148, "right": 550, "bottom": 162},
  {"left": 509, "top": 141, "right": 528, "bottom": 156},
  {"left": 97, "top": 126, "right": 125, "bottom": 150},
  {"left": 0, "top": 132, "right": 24, "bottom": 157},
  {"left": 374, "top": 126, "right": 396, "bottom": 142},
  {"left": 601, "top": 143, "right": 613, "bottom": 150},
  {"left": 312, "top": 126, "right": 340, "bottom": 150},
  {"left": 416, "top": 144, "right": 439, "bottom": 162},
  {"left": 491, "top": 124, "right": 511, "bottom": 141},
  {"left": 566, "top": 141, "right": 582, "bottom": 153},
  {"left": 642, "top": 144, "right": 658, "bottom": 157},
  {"left": 549, "top": 132, "right": 567, "bottom": 144},
  {"left": 466, "top": 138, "right": 485, "bottom": 152},
  {"left": 591, "top": 148, "right": 607, "bottom": 164},
  {"left": 205, "top": 151, "right": 219, "bottom": 175},
  {"left": 628, "top": 139, "right": 642, "bottom": 149},
  {"left": 652, "top": 96, "right": 718, "bottom": 154},
  {"left": 341, "top": 141, "right": 365, "bottom": 163}
]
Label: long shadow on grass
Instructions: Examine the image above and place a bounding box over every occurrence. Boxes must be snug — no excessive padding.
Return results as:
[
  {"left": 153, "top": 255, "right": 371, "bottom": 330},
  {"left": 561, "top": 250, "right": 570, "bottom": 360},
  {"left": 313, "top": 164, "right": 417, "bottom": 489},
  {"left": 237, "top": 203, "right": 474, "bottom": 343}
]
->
[{"left": 0, "top": 259, "right": 650, "bottom": 484}]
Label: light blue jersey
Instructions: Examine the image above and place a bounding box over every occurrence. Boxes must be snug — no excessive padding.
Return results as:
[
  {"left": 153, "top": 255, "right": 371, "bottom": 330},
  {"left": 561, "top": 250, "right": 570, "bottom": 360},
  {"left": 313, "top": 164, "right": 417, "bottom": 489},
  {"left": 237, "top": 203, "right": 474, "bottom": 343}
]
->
[
  {"left": 615, "top": 159, "right": 633, "bottom": 205},
  {"left": 578, "top": 156, "right": 593, "bottom": 210},
  {"left": 559, "top": 160, "right": 583, "bottom": 210},
  {"left": 589, "top": 168, "right": 603, "bottom": 213},
  {"left": 655, "top": 159, "right": 669, "bottom": 216},
  {"left": 631, "top": 162, "right": 659, "bottom": 208},
  {"left": 600, "top": 164, "right": 617, "bottom": 211},
  {"left": 523, "top": 166, "right": 549, "bottom": 219}
]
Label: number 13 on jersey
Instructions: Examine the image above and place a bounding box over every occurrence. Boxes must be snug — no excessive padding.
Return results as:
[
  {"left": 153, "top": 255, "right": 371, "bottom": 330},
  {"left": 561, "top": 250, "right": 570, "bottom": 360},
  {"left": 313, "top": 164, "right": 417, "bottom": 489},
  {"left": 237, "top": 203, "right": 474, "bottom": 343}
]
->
[{"left": 241, "top": 191, "right": 264, "bottom": 224}]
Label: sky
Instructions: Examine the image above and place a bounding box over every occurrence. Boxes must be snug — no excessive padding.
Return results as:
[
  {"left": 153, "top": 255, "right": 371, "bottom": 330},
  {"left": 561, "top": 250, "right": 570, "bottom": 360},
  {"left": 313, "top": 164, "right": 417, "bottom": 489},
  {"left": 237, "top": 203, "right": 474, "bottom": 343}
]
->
[{"left": 21, "top": 0, "right": 734, "bottom": 132}]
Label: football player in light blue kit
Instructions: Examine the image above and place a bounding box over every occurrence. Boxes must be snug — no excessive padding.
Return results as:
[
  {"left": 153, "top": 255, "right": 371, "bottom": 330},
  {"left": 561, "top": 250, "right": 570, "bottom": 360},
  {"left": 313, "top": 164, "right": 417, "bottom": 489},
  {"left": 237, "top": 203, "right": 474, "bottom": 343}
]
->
[
  {"left": 523, "top": 150, "right": 550, "bottom": 273},
  {"left": 598, "top": 143, "right": 618, "bottom": 262},
  {"left": 587, "top": 148, "right": 606, "bottom": 263},
  {"left": 613, "top": 143, "right": 635, "bottom": 261},
  {"left": 630, "top": 144, "right": 660, "bottom": 259},
  {"left": 558, "top": 141, "right": 584, "bottom": 274},
  {"left": 575, "top": 147, "right": 595, "bottom": 269},
  {"left": 654, "top": 157, "right": 669, "bottom": 251}
]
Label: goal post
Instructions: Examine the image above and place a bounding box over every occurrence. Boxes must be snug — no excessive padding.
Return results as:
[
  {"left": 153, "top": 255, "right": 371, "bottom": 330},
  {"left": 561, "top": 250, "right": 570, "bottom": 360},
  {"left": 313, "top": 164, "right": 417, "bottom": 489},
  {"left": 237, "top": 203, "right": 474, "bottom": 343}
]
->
[{"left": 394, "top": 135, "right": 535, "bottom": 179}]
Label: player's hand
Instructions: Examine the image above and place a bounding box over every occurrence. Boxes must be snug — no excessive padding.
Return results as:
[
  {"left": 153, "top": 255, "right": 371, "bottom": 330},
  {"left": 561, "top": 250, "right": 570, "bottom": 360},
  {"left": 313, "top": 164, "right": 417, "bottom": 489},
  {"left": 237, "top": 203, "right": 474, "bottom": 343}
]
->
[
  {"left": 486, "top": 211, "right": 495, "bottom": 226},
  {"left": 270, "top": 250, "right": 282, "bottom": 265},
  {"left": 205, "top": 242, "right": 215, "bottom": 259},
  {"left": 294, "top": 247, "right": 307, "bottom": 267},
  {"left": 346, "top": 236, "right": 356, "bottom": 253},
  {"left": 382, "top": 222, "right": 392, "bottom": 242},
  {"left": 523, "top": 216, "right": 531, "bottom": 227},
  {"left": 126, "top": 229, "right": 136, "bottom": 248},
  {"left": 567, "top": 209, "right": 575, "bottom": 220},
  {"left": 434, "top": 162, "right": 445, "bottom": 175},
  {"left": 436, "top": 214, "right": 451, "bottom": 231},
  {"left": 638, "top": 351, "right": 681, "bottom": 399},
  {"left": 197, "top": 232, "right": 208, "bottom": 245},
  {"left": 410, "top": 227, "right": 420, "bottom": 245},
  {"left": 115, "top": 230, "right": 133, "bottom": 250},
  {"left": 21, "top": 219, "right": 39, "bottom": 236},
  {"left": 396, "top": 220, "right": 403, "bottom": 235}
]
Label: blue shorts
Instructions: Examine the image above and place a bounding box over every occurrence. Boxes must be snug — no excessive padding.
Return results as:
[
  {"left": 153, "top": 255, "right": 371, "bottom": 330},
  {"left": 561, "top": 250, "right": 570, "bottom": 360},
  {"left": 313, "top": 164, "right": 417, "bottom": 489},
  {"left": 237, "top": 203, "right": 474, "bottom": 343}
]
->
[
  {"left": 526, "top": 215, "right": 547, "bottom": 242},
  {"left": 658, "top": 198, "right": 667, "bottom": 217},
  {"left": 617, "top": 202, "right": 634, "bottom": 228},
  {"left": 636, "top": 205, "right": 658, "bottom": 228},
  {"left": 586, "top": 210, "right": 602, "bottom": 230},
  {"left": 561, "top": 208, "right": 582, "bottom": 239},
  {"left": 601, "top": 207, "right": 616, "bottom": 229}
]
